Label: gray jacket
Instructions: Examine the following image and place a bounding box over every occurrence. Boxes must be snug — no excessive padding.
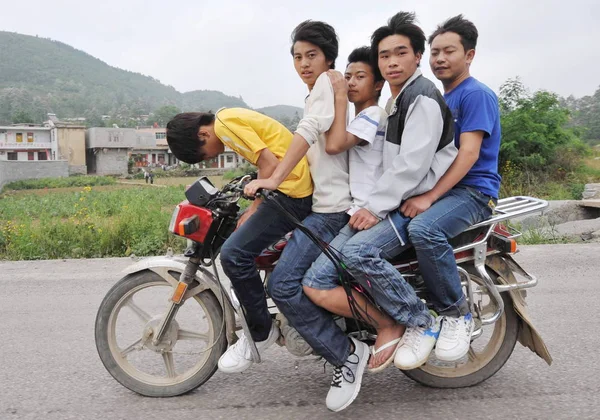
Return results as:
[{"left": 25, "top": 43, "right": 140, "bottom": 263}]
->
[{"left": 366, "top": 69, "right": 458, "bottom": 219}]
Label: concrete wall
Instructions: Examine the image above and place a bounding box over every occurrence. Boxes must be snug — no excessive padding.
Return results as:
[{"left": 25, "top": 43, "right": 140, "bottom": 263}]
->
[
  {"left": 135, "top": 132, "right": 156, "bottom": 147},
  {"left": 89, "top": 149, "right": 128, "bottom": 176},
  {"left": 0, "top": 160, "right": 69, "bottom": 190},
  {"left": 56, "top": 126, "right": 87, "bottom": 174},
  {"left": 69, "top": 165, "right": 87, "bottom": 175},
  {"left": 86, "top": 127, "right": 139, "bottom": 148}
]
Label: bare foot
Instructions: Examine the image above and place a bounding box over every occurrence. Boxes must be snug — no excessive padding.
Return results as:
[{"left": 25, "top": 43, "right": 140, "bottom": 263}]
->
[{"left": 368, "top": 324, "right": 405, "bottom": 369}]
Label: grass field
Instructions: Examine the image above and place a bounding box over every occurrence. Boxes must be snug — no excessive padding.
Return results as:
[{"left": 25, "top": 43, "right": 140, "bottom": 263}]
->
[
  {"left": 0, "top": 183, "right": 188, "bottom": 260},
  {"left": 0, "top": 174, "right": 245, "bottom": 260},
  {"left": 2, "top": 157, "right": 600, "bottom": 261}
]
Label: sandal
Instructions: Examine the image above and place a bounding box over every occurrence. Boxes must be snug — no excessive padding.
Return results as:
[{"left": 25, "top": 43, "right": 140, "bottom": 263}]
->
[{"left": 367, "top": 337, "right": 402, "bottom": 373}]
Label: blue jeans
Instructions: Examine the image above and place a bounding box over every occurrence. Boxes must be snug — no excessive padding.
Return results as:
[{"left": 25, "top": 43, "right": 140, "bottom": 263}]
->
[
  {"left": 302, "top": 224, "right": 355, "bottom": 290},
  {"left": 267, "top": 211, "right": 350, "bottom": 366},
  {"left": 305, "top": 217, "right": 432, "bottom": 331},
  {"left": 407, "top": 186, "right": 496, "bottom": 317},
  {"left": 220, "top": 193, "right": 312, "bottom": 342}
]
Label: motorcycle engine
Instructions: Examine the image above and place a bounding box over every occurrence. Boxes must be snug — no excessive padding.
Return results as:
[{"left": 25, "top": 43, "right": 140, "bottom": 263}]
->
[
  {"left": 275, "top": 314, "right": 314, "bottom": 357},
  {"left": 275, "top": 314, "right": 348, "bottom": 357}
]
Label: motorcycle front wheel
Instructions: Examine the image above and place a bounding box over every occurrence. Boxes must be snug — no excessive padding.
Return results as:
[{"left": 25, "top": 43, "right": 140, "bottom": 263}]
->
[{"left": 95, "top": 270, "right": 228, "bottom": 397}]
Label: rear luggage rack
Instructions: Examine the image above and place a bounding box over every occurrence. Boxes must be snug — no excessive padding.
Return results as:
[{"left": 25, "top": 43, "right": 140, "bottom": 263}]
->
[
  {"left": 468, "top": 196, "right": 548, "bottom": 231},
  {"left": 393, "top": 196, "right": 548, "bottom": 268},
  {"left": 452, "top": 196, "right": 548, "bottom": 253}
]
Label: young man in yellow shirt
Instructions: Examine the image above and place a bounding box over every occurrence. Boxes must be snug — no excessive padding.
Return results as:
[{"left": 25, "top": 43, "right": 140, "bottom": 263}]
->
[{"left": 166, "top": 108, "right": 313, "bottom": 371}]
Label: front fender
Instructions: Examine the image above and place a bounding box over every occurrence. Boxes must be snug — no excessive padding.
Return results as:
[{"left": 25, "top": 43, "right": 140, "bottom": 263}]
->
[{"left": 122, "top": 256, "right": 238, "bottom": 344}]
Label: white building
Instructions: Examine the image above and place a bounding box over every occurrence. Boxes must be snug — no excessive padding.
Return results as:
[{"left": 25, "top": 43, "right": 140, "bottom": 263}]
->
[{"left": 0, "top": 125, "right": 53, "bottom": 161}]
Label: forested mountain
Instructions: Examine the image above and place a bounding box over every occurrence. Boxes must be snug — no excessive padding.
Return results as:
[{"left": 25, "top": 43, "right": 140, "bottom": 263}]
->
[{"left": 0, "top": 31, "right": 301, "bottom": 126}]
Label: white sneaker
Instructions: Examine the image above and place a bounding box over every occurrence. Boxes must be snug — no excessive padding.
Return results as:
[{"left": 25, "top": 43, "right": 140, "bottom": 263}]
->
[
  {"left": 435, "top": 313, "right": 474, "bottom": 361},
  {"left": 394, "top": 317, "right": 441, "bottom": 370},
  {"left": 217, "top": 322, "right": 279, "bottom": 373},
  {"left": 326, "top": 337, "right": 369, "bottom": 412}
]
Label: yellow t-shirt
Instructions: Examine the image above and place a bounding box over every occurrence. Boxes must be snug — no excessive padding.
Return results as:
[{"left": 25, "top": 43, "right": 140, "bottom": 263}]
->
[{"left": 214, "top": 108, "right": 313, "bottom": 198}]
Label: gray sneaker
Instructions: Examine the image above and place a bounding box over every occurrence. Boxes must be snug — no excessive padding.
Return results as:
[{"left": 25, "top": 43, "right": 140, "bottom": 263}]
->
[{"left": 325, "top": 337, "right": 369, "bottom": 412}]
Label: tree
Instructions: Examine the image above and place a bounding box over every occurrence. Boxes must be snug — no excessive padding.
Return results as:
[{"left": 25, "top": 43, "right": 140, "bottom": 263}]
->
[
  {"left": 499, "top": 79, "right": 587, "bottom": 171},
  {"left": 564, "top": 86, "right": 600, "bottom": 144},
  {"left": 11, "top": 109, "right": 35, "bottom": 124},
  {"left": 147, "top": 105, "right": 180, "bottom": 127},
  {"left": 84, "top": 114, "right": 105, "bottom": 128},
  {"left": 289, "top": 112, "right": 301, "bottom": 131},
  {"left": 498, "top": 77, "right": 529, "bottom": 114}
]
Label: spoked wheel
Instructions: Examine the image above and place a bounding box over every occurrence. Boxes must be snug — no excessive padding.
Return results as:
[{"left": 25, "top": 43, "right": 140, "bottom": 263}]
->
[
  {"left": 402, "top": 264, "right": 519, "bottom": 388},
  {"left": 95, "top": 270, "right": 227, "bottom": 397}
]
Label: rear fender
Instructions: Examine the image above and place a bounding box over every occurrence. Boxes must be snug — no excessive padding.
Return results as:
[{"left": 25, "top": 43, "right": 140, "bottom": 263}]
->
[
  {"left": 485, "top": 254, "right": 553, "bottom": 365},
  {"left": 122, "top": 256, "right": 238, "bottom": 344}
]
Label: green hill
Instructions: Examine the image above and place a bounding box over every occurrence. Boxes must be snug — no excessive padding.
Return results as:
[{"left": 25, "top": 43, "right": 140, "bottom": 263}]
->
[
  {"left": 0, "top": 31, "right": 301, "bottom": 126},
  {"left": 256, "top": 105, "right": 302, "bottom": 120},
  {"left": 181, "top": 90, "right": 248, "bottom": 112}
]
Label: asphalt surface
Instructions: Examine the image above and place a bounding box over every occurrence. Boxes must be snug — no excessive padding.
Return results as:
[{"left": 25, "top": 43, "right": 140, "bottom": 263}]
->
[{"left": 1, "top": 244, "right": 599, "bottom": 420}]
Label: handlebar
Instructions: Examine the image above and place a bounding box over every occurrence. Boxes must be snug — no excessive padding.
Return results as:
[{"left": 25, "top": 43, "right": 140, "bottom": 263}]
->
[
  {"left": 226, "top": 175, "right": 276, "bottom": 201},
  {"left": 256, "top": 188, "right": 276, "bottom": 200}
]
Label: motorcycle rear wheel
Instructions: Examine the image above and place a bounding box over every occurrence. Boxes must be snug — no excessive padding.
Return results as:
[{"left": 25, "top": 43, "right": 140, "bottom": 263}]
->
[
  {"left": 402, "top": 264, "right": 519, "bottom": 388},
  {"left": 95, "top": 270, "right": 227, "bottom": 397}
]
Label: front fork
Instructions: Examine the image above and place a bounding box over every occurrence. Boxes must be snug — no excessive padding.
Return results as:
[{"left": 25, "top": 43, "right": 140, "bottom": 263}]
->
[
  {"left": 152, "top": 258, "right": 200, "bottom": 346},
  {"left": 152, "top": 258, "right": 262, "bottom": 362}
]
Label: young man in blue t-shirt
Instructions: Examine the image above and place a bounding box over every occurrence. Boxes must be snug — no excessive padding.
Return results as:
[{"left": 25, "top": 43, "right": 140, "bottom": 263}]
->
[{"left": 400, "top": 15, "right": 501, "bottom": 362}]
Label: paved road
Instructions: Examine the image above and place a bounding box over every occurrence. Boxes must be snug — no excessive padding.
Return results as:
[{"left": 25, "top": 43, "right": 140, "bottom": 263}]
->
[{"left": 1, "top": 244, "right": 599, "bottom": 420}]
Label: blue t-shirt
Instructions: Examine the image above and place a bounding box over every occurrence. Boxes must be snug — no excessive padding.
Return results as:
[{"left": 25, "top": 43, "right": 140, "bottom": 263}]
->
[{"left": 445, "top": 77, "right": 502, "bottom": 198}]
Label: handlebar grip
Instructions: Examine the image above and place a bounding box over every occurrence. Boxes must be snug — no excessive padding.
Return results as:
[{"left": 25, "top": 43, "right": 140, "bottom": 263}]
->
[{"left": 256, "top": 188, "right": 276, "bottom": 200}]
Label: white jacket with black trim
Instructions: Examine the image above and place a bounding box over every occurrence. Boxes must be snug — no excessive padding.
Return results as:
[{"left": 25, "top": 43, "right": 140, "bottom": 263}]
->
[{"left": 365, "top": 69, "right": 458, "bottom": 219}]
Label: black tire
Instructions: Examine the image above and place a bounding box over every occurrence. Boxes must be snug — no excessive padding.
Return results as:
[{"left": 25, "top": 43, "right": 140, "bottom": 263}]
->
[
  {"left": 95, "top": 270, "right": 227, "bottom": 397},
  {"left": 401, "top": 264, "right": 519, "bottom": 388}
]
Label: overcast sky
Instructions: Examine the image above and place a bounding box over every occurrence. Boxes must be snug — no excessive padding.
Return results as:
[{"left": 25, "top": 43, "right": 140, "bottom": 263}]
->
[{"left": 2, "top": 0, "right": 599, "bottom": 109}]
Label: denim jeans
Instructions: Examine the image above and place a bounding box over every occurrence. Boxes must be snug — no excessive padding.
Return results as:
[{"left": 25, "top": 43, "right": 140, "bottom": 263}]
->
[
  {"left": 266, "top": 211, "right": 350, "bottom": 366},
  {"left": 220, "top": 193, "right": 312, "bottom": 342},
  {"left": 407, "top": 186, "right": 496, "bottom": 317},
  {"left": 307, "top": 217, "right": 433, "bottom": 330},
  {"left": 302, "top": 224, "right": 356, "bottom": 290}
]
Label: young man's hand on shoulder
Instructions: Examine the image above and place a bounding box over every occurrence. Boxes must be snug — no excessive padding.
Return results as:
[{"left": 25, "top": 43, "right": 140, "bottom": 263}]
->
[{"left": 327, "top": 69, "right": 349, "bottom": 100}]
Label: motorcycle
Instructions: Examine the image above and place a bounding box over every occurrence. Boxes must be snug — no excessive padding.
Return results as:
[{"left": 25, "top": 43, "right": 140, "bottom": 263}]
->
[{"left": 95, "top": 175, "right": 552, "bottom": 397}]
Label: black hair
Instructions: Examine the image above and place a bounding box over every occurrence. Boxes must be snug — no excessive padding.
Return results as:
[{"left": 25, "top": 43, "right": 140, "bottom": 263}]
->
[
  {"left": 428, "top": 14, "right": 478, "bottom": 51},
  {"left": 347, "top": 46, "right": 383, "bottom": 99},
  {"left": 370, "top": 12, "right": 426, "bottom": 62},
  {"left": 347, "top": 46, "right": 383, "bottom": 82},
  {"left": 290, "top": 20, "right": 339, "bottom": 69},
  {"left": 166, "top": 112, "right": 214, "bottom": 164}
]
